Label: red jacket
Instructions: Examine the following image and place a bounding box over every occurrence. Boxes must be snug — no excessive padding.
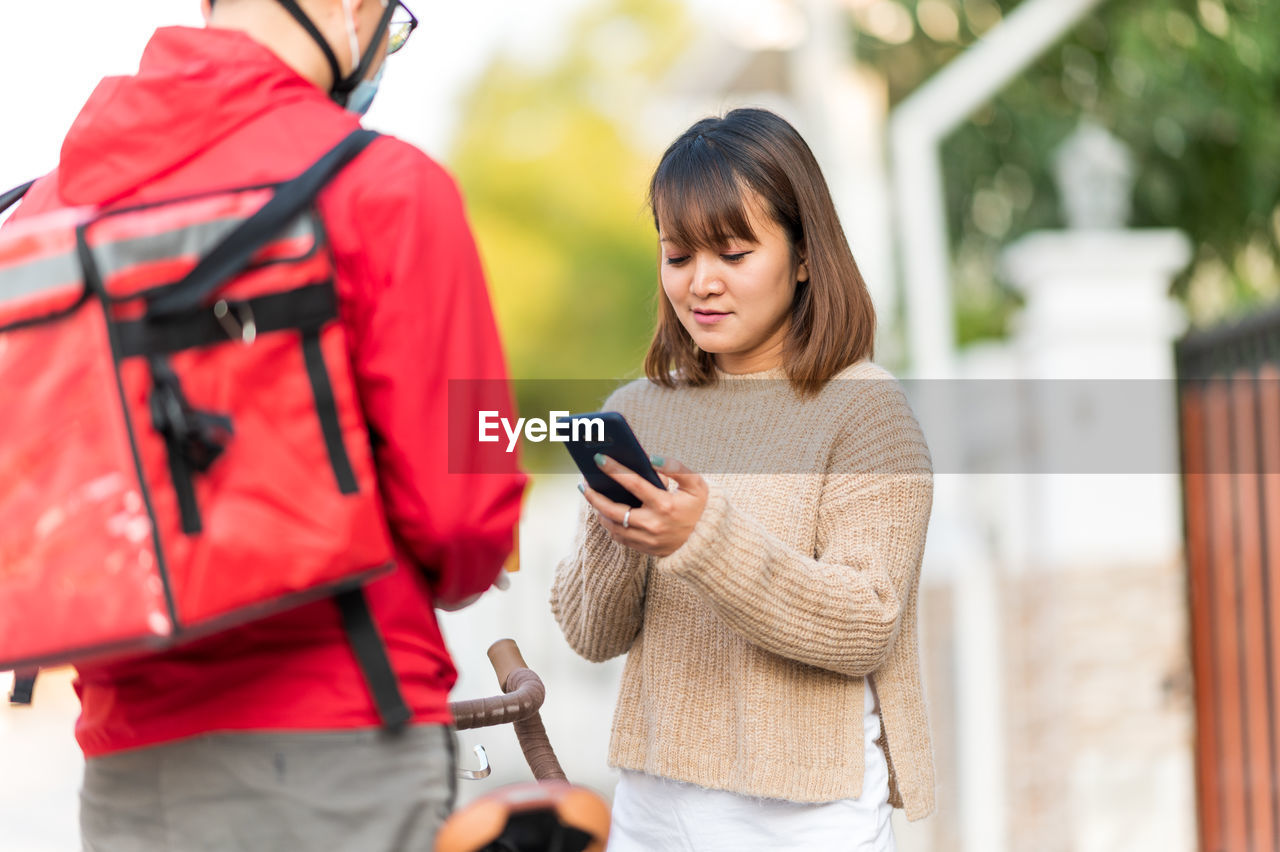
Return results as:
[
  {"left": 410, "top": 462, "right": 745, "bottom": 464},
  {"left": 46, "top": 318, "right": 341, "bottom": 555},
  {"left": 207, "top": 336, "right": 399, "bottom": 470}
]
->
[{"left": 7, "top": 27, "right": 527, "bottom": 757}]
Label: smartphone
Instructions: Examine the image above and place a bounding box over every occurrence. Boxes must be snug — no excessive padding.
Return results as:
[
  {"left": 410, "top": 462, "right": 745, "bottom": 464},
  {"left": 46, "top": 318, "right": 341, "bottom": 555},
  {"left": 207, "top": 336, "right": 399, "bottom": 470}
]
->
[{"left": 562, "top": 411, "right": 664, "bottom": 508}]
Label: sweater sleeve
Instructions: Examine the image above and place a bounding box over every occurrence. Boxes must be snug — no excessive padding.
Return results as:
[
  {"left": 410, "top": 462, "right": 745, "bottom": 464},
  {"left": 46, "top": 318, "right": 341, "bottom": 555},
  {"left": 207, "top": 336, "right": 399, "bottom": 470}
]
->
[
  {"left": 653, "top": 382, "right": 933, "bottom": 677},
  {"left": 549, "top": 498, "right": 651, "bottom": 662}
]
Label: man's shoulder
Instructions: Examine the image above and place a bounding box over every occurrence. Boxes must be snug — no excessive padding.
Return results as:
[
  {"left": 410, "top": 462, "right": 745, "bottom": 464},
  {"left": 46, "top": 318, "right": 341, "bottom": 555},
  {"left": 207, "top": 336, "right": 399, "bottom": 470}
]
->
[
  {"left": 340, "top": 135, "right": 463, "bottom": 210},
  {"left": 313, "top": 131, "right": 472, "bottom": 251}
]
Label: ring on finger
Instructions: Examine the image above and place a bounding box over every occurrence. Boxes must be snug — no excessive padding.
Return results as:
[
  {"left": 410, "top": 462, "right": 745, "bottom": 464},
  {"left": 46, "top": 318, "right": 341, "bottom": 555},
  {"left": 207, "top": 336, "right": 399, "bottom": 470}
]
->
[
  {"left": 667, "top": 479, "right": 680, "bottom": 493},
  {"left": 622, "top": 508, "right": 631, "bottom": 529}
]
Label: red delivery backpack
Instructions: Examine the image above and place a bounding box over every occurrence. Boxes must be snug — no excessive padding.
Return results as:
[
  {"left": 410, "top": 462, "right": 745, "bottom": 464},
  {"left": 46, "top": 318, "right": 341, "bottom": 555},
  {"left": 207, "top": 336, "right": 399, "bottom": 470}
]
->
[{"left": 0, "top": 129, "right": 410, "bottom": 728}]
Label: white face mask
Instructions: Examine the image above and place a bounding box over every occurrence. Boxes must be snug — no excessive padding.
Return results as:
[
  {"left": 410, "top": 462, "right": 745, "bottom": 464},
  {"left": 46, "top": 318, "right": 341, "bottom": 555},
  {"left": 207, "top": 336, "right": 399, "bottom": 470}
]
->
[{"left": 340, "top": 0, "right": 388, "bottom": 115}]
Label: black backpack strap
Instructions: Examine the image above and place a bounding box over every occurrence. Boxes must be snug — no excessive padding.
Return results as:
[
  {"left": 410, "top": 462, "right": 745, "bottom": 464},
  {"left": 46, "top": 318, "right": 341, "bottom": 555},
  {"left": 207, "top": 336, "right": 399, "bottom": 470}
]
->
[
  {"left": 147, "top": 129, "right": 379, "bottom": 318},
  {"left": 0, "top": 181, "right": 34, "bottom": 216},
  {"left": 335, "top": 588, "right": 412, "bottom": 731},
  {"left": 9, "top": 669, "right": 37, "bottom": 705}
]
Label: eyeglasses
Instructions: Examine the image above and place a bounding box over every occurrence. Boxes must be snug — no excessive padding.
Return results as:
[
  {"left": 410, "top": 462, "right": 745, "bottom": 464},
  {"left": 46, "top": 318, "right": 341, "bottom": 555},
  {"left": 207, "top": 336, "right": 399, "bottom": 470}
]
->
[{"left": 386, "top": 2, "right": 418, "bottom": 56}]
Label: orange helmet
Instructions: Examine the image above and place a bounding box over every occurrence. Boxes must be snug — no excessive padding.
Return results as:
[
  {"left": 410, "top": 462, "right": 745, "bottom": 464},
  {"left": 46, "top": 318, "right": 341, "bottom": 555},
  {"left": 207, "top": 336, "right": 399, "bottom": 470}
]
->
[{"left": 435, "top": 782, "right": 610, "bottom": 852}]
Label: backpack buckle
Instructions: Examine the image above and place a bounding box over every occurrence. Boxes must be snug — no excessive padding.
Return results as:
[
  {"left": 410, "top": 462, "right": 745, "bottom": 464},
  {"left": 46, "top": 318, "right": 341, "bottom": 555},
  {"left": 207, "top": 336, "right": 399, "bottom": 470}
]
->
[{"left": 214, "top": 299, "right": 257, "bottom": 344}]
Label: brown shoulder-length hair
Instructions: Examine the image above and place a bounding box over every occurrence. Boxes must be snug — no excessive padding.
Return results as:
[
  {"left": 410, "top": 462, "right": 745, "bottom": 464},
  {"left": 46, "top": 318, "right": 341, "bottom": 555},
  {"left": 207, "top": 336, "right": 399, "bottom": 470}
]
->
[{"left": 643, "top": 108, "right": 875, "bottom": 395}]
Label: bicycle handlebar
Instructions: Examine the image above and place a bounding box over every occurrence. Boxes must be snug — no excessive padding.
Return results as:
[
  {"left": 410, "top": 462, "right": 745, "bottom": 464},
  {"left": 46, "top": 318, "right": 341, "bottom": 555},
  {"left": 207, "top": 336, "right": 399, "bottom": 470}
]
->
[
  {"left": 450, "top": 664, "right": 545, "bottom": 731},
  {"left": 449, "top": 640, "right": 567, "bottom": 782},
  {"left": 487, "top": 638, "right": 525, "bottom": 691}
]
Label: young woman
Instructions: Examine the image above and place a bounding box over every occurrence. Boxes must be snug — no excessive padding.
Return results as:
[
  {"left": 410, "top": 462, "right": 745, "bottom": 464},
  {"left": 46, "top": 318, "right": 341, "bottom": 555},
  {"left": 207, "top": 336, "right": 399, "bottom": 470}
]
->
[{"left": 550, "top": 108, "right": 934, "bottom": 851}]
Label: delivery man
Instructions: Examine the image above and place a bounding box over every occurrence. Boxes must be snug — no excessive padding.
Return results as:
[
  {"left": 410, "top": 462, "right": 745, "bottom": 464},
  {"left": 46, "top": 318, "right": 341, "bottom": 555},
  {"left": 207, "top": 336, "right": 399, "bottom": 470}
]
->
[{"left": 4, "top": 1, "right": 527, "bottom": 848}]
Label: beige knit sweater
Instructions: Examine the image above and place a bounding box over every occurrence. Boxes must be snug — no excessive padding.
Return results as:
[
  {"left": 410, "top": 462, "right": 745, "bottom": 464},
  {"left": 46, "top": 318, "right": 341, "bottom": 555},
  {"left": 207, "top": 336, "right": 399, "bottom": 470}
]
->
[{"left": 550, "top": 360, "right": 935, "bottom": 820}]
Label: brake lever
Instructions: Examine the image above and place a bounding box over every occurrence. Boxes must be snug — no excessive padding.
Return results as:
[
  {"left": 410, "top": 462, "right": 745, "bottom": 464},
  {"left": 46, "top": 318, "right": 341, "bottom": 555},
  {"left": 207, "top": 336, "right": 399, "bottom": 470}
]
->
[{"left": 457, "top": 743, "right": 492, "bottom": 780}]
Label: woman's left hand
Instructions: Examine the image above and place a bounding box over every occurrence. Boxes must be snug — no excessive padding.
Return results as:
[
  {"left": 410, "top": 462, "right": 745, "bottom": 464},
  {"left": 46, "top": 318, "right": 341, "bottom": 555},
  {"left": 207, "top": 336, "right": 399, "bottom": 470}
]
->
[{"left": 581, "top": 456, "right": 708, "bottom": 557}]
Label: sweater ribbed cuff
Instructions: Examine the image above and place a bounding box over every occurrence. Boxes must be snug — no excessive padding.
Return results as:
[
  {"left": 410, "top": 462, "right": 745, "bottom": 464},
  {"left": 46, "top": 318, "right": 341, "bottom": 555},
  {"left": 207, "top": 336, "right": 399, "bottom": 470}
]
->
[{"left": 655, "top": 486, "right": 743, "bottom": 581}]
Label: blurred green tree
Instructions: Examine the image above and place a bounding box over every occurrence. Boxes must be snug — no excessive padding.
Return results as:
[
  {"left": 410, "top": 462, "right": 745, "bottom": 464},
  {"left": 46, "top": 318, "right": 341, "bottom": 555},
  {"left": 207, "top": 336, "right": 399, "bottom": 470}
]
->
[
  {"left": 851, "top": 0, "right": 1280, "bottom": 340},
  {"left": 449, "top": 0, "right": 691, "bottom": 389}
]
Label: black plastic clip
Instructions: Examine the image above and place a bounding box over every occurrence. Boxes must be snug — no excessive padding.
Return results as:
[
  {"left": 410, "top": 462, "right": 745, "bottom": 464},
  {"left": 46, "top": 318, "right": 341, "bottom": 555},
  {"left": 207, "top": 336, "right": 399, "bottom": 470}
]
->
[{"left": 9, "top": 669, "right": 37, "bottom": 706}]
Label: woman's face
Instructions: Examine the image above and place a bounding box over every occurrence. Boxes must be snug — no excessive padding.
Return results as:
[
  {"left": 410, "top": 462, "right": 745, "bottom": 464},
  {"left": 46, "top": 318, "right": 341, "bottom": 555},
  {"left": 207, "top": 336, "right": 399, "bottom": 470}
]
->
[{"left": 659, "top": 193, "right": 807, "bottom": 375}]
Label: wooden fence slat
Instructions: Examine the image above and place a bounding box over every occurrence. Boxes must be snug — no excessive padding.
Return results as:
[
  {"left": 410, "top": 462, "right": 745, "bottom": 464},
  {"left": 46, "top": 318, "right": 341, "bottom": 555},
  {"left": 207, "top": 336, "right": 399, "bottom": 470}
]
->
[
  {"left": 1254, "top": 365, "right": 1280, "bottom": 848},
  {"left": 1205, "top": 379, "right": 1252, "bottom": 851},
  {"left": 1229, "top": 372, "right": 1276, "bottom": 852},
  {"left": 1181, "top": 385, "right": 1223, "bottom": 852}
]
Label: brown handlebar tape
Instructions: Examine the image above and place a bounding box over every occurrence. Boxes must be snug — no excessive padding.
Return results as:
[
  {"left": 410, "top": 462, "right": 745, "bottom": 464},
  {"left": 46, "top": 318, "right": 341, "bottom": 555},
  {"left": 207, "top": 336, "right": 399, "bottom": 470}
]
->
[
  {"left": 511, "top": 696, "right": 567, "bottom": 782},
  {"left": 487, "top": 638, "right": 528, "bottom": 692},
  {"left": 450, "top": 668, "right": 545, "bottom": 731}
]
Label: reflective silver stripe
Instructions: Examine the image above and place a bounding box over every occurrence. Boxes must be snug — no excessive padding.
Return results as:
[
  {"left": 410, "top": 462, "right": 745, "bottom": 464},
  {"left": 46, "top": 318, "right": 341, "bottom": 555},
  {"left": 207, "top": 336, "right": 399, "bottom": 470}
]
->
[
  {"left": 92, "top": 213, "right": 318, "bottom": 289},
  {"left": 0, "top": 209, "right": 317, "bottom": 311},
  {"left": 0, "top": 251, "right": 80, "bottom": 305}
]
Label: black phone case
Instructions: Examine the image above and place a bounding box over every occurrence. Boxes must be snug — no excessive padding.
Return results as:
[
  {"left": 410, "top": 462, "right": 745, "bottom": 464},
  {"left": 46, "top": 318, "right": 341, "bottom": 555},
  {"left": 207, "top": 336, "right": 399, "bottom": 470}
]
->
[{"left": 563, "top": 411, "right": 664, "bottom": 508}]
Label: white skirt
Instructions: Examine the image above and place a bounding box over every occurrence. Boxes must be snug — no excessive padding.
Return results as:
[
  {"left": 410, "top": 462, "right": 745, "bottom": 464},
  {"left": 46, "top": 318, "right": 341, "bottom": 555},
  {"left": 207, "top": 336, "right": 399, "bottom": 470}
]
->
[{"left": 607, "top": 680, "right": 895, "bottom": 852}]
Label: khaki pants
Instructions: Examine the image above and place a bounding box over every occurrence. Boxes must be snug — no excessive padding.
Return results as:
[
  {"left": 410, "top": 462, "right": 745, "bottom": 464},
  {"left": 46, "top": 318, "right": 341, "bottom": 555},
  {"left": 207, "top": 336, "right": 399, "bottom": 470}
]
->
[{"left": 81, "top": 726, "right": 456, "bottom": 852}]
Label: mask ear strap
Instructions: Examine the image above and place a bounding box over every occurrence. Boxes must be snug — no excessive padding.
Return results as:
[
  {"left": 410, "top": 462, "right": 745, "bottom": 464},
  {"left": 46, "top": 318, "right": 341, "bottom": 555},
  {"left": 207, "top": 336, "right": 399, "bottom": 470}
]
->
[
  {"left": 275, "top": 0, "right": 344, "bottom": 97},
  {"left": 333, "top": 0, "right": 398, "bottom": 101}
]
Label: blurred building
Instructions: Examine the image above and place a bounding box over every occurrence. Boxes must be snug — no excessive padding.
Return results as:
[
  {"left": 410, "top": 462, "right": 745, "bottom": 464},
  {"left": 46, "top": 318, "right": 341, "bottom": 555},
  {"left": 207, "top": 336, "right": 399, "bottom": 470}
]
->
[{"left": 911, "top": 118, "right": 1196, "bottom": 852}]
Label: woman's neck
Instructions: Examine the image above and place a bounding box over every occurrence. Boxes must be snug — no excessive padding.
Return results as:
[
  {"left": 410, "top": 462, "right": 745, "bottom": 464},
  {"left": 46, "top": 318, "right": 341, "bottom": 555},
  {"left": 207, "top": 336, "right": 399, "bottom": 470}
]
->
[{"left": 713, "top": 329, "right": 788, "bottom": 375}]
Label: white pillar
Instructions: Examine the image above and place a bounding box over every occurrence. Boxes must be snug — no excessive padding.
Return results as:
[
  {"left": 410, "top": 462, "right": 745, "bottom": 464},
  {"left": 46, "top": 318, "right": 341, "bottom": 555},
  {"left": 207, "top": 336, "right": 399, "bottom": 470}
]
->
[
  {"left": 1000, "top": 229, "right": 1190, "bottom": 568},
  {"left": 890, "top": 0, "right": 1110, "bottom": 378}
]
